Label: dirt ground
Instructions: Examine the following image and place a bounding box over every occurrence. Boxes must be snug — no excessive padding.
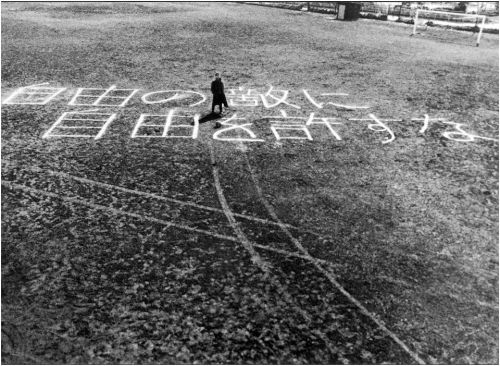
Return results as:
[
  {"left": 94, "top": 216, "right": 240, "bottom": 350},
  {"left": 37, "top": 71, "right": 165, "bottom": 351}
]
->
[{"left": 1, "top": 2, "right": 498, "bottom": 364}]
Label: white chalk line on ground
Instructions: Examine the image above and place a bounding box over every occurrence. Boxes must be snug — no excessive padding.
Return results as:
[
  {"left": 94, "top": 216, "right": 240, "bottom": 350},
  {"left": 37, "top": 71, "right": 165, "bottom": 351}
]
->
[
  {"left": 1, "top": 179, "right": 339, "bottom": 266},
  {"left": 2, "top": 180, "right": 238, "bottom": 242},
  {"left": 207, "top": 141, "right": 271, "bottom": 273},
  {"left": 3, "top": 164, "right": 338, "bottom": 268},
  {"left": 231, "top": 152, "right": 498, "bottom": 312},
  {"left": 5, "top": 176, "right": 496, "bottom": 342},
  {"left": 4, "top": 163, "right": 496, "bottom": 310},
  {"left": 116, "top": 161, "right": 496, "bottom": 286},
  {"left": 7, "top": 161, "right": 486, "bottom": 278},
  {"left": 0, "top": 174, "right": 451, "bottom": 296},
  {"left": 242, "top": 153, "right": 426, "bottom": 365},
  {"left": 39, "top": 151, "right": 500, "bottom": 282},
  {"left": 74, "top": 175, "right": 495, "bottom": 286},
  {"left": 208, "top": 140, "right": 343, "bottom": 359},
  {"left": 12, "top": 164, "right": 307, "bottom": 232}
]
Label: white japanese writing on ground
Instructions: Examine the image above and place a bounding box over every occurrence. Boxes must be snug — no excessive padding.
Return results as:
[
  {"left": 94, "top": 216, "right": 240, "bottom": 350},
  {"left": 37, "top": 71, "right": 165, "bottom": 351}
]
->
[
  {"left": 131, "top": 110, "right": 200, "bottom": 139},
  {"left": 3, "top": 83, "right": 498, "bottom": 144}
]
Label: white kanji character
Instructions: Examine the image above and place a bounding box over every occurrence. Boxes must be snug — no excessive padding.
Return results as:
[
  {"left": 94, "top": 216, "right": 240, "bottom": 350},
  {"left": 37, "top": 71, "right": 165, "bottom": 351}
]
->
[
  {"left": 266, "top": 110, "right": 312, "bottom": 140},
  {"left": 68, "top": 85, "right": 139, "bottom": 107},
  {"left": 350, "top": 114, "right": 400, "bottom": 144},
  {"left": 227, "top": 87, "right": 260, "bottom": 107},
  {"left": 212, "top": 114, "right": 264, "bottom": 142},
  {"left": 42, "top": 109, "right": 116, "bottom": 139},
  {"left": 302, "top": 89, "right": 348, "bottom": 109},
  {"left": 306, "top": 114, "right": 343, "bottom": 140},
  {"left": 411, "top": 114, "right": 447, "bottom": 134},
  {"left": 260, "top": 86, "right": 300, "bottom": 109},
  {"left": 303, "top": 89, "right": 369, "bottom": 110},
  {"left": 3, "top": 83, "right": 66, "bottom": 105},
  {"left": 141, "top": 90, "right": 206, "bottom": 107},
  {"left": 131, "top": 109, "right": 199, "bottom": 139},
  {"left": 441, "top": 121, "right": 498, "bottom": 142}
]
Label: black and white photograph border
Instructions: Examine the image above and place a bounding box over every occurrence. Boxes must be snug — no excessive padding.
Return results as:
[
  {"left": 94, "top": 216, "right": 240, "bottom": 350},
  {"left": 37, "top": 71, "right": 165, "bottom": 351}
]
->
[{"left": 1, "top": 0, "right": 498, "bottom": 364}]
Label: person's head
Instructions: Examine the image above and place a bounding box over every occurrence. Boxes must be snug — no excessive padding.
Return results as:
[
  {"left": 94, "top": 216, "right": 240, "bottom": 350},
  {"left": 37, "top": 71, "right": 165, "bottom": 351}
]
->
[{"left": 214, "top": 72, "right": 221, "bottom": 80}]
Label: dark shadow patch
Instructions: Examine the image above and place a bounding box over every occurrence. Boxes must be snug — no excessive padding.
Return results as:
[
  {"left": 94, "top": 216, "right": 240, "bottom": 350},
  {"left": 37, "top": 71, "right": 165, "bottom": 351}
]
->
[{"left": 198, "top": 112, "right": 222, "bottom": 124}]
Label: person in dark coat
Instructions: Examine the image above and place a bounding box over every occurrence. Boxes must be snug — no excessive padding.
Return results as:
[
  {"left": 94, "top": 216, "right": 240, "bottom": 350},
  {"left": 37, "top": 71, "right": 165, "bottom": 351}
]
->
[{"left": 211, "top": 72, "right": 229, "bottom": 114}]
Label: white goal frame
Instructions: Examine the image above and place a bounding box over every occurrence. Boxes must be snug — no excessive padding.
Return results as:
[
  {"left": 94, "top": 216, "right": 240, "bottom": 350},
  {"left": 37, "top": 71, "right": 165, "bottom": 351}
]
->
[{"left": 412, "top": 9, "right": 486, "bottom": 47}]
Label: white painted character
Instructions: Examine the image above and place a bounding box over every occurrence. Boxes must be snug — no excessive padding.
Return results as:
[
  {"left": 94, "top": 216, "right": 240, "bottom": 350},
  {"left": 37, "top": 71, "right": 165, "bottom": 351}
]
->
[
  {"left": 3, "top": 83, "right": 66, "bottom": 105},
  {"left": 260, "top": 86, "right": 301, "bottom": 109},
  {"left": 212, "top": 113, "right": 264, "bottom": 142},
  {"left": 266, "top": 110, "right": 312, "bottom": 141},
  {"left": 411, "top": 115, "right": 498, "bottom": 142},
  {"left": 349, "top": 114, "right": 401, "bottom": 144},
  {"left": 302, "top": 89, "right": 370, "bottom": 110},
  {"left": 441, "top": 121, "right": 498, "bottom": 143},
  {"left": 227, "top": 87, "right": 260, "bottom": 107},
  {"left": 141, "top": 90, "right": 206, "bottom": 107},
  {"left": 68, "top": 85, "right": 139, "bottom": 107},
  {"left": 411, "top": 114, "right": 447, "bottom": 134},
  {"left": 131, "top": 109, "right": 200, "bottom": 138},
  {"left": 306, "top": 114, "right": 343, "bottom": 140},
  {"left": 42, "top": 109, "right": 117, "bottom": 139}
]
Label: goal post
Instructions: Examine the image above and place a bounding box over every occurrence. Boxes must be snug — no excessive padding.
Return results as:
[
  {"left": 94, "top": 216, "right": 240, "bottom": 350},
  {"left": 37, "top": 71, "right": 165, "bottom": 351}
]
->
[{"left": 412, "top": 9, "right": 487, "bottom": 47}]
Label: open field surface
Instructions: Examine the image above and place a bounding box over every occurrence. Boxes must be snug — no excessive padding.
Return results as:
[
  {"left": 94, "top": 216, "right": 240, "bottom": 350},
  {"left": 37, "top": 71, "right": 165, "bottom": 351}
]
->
[{"left": 1, "top": 2, "right": 498, "bottom": 364}]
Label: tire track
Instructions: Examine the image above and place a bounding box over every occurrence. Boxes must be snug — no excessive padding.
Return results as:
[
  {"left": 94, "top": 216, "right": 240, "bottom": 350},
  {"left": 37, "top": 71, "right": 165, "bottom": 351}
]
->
[
  {"left": 1, "top": 161, "right": 318, "bottom": 235},
  {"left": 207, "top": 140, "right": 271, "bottom": 273},
  {"left": 6, "top": 160, "right": 489, "bottom": 280},
  {"left": 1, "top": 174, "right": 328, "bottom": 266},
  {"left": 2, "top": 180, "right": 237, "bottom": 242},
  {"left": 241, "top": 150, "right": 426, "bottom": 365},
  {"left": 207, "top": 140, "right": 348, "bottom": 361},
  {"left": 3, "top": 163, "right": 495, "bottom": 310}
]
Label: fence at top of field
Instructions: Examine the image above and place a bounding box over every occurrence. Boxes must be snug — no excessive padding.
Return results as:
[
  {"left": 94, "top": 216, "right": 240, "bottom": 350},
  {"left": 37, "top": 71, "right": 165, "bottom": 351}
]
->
[{"left": 244, "top": 2, "right": 498, "bottom": 22}]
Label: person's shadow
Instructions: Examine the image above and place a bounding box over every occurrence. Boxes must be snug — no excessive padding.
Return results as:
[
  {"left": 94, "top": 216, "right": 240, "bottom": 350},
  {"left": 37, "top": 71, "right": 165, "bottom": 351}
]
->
[{"left": 198, "top": 112, "right": 222, "bottom": 124}]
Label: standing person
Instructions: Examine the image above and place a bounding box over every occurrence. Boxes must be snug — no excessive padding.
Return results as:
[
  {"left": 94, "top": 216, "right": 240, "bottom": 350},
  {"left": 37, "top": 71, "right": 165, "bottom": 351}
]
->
[{"left": 211, "top": 72, "right": 229, "bottom": 114}]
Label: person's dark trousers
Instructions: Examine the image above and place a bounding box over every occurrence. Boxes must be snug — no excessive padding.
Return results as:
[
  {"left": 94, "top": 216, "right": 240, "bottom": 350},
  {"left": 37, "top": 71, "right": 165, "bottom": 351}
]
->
[
  {"left": 212, "top": 101, "right": 223, "bottom": 113},
  {"left": 212, "top": 93, "right": 227, "bottom": 113}
]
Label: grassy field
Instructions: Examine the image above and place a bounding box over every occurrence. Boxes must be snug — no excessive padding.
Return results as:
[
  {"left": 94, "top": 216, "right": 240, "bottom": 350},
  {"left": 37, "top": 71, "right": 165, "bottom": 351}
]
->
[{"left": 1, "top": 2, "right": 498, "bottom": 364}]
